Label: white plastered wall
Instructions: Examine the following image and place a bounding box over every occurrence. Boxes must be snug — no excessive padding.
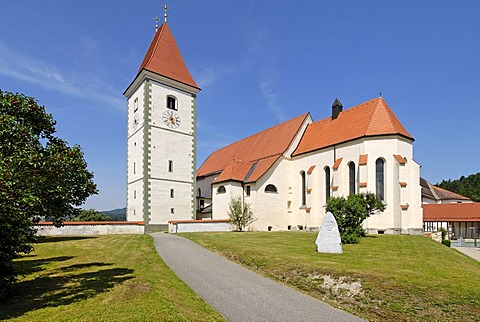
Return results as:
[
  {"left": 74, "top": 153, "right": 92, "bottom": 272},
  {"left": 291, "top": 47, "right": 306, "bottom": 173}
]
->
[
  {"left": 147, "top": 81, "right": 196, "bottom": 224},
  {"left": 291, "top": 136, "right": 422, "bottom": 234},
  {"left": 211, "top": 181, "right": 243, "bottom": 219},
  {"left": 127, "top": 84, "right": 145, "bottom": 222}
]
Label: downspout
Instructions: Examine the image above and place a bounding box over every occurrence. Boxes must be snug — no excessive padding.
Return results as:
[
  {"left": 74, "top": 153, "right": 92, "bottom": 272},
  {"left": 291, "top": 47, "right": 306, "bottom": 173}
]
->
[{"left": 241, "top": 182, "right": 245, "bottom": 210}]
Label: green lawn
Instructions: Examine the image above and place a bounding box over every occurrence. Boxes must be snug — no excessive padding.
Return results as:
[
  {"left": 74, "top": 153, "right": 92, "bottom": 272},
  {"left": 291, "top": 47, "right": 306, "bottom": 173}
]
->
[
  {"left": 1, "top": 234, "right": 224, "bottom": 322},
  {"left": 184, "top": 232, "right": 480, "bottom": 322}
]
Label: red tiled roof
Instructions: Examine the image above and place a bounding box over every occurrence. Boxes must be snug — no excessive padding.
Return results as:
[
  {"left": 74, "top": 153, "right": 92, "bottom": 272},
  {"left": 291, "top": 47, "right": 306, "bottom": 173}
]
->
[
  {"left": 36, "top": 221, "right": 144, "bottom": 226},
  {"left": 197, "top": 114, "right": 309, "bottom": 179},
  {"left": 420, "top": 177, "right": 471, "bottom": 201},
  {"left": 292, "top": 98, "right": 413, "bottom": 156},
  {"left": 423, "top": 203, "right": 480, "bottom": 222},
  {"left": 432, "top": 185, "right": 471, "bottom": 201},
  {"left": 214, "top": 159, "right": 254, "bottom": 183},
  {"left": 137, "top": 23, "right": 199, "bottom": 89}
]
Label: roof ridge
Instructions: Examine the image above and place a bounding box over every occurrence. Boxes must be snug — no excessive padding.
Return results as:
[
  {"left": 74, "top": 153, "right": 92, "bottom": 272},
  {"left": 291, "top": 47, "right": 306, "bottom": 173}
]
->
[
  {"left": 212, "top": 113, "right": 308, "bottom": 154},
  {"left": 312, "top": 97, "right": 379, "bottom": 126},
  {"left": 144, "top": 23, "right": 166, "bottom": 73},
  {"left": 365, "top": 97, "right": 381, "bottom": 134},
  {"left": 380, "top": 98, "right": 402, "bottom": 133},
  {"left": 432, "top": 185, "right": 470, "bottom": 200}
]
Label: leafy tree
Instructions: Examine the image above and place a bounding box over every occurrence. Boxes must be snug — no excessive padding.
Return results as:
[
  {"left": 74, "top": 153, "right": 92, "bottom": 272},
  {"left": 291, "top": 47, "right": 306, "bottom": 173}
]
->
[
  {"left": 326, "top": 193, "right": 385, "bottom": 244},
  {"left": 437, "top": 173, "right": 480, "bottom": 202},
  {"left": 227, "top": 196, "right": 255, "bottom": 232},
  {"left": 72, "top": 209, "right": 111, "bottom": 221},
  {"left": 0, "top": 90, "right": 97, "bottom": 300}
]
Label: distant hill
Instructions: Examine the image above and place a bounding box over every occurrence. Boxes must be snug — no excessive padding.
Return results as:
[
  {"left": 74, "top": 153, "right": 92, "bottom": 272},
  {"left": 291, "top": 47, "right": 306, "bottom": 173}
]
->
[
  {"left": 437, "top": 172, "right": 480, "bottom": 202},
  {"left": 101, "top": 207, "right": 127, "bottom": 221}
]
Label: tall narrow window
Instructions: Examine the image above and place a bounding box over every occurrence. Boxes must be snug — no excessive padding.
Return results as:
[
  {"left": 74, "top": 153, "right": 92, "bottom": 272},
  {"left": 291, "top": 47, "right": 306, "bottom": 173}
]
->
[
  {"left": 167, "top": 96, "right": 177, "bottom": 110},
  {"left": 349, "top": 162, "right": 356, "bottom": 195},
  {"left": 301, "top": 171, "right": 306, "bottom": 206},
  {"left": 133, "top": 97, "right": 138, "bottom": 112},
  {"left": 246, "top": 185, "right": 251, "bottom": 196},
  {"left": 170, "top": 189, "right": 174, "bottom": 198},
  {"left": 325, "top": 166, "right": 331, "bottom": 201},
  {"left": 134, "top": 190, "right": 136, "bottom": 199},
  {"left": 376, "top": 158, "right": 385, "bottom": 200},
  {"left": 198, "top": 188, "right": 201, "bottom": 197},
  {"left": 133, "top": 162, "right": 136, "bottom": 175},
  {"left": 168, "top": 160, "right": 173, "bottom": 172}
]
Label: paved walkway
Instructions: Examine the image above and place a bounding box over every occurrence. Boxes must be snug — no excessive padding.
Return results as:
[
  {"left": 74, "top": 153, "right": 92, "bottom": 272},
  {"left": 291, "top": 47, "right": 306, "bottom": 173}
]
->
[
  {"left": 453, "top": 247, "right": 480, "bottom": 262},
  {"left": 151, "top": 233, "right": 362, "bottom": 322}
]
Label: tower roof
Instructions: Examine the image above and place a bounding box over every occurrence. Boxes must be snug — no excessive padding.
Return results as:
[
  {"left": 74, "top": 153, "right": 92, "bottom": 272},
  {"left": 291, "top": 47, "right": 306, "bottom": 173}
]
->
[
  {"left": 292, "top": 97, "right": 414, "bottom": 156},
  {"left": 137, "top": 22, "right": 199, "bottom": 89}
]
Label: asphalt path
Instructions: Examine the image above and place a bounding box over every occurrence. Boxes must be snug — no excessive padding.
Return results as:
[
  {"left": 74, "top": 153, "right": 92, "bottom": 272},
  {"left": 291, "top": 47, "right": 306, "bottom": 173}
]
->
[
  {"left": 151, "top": 233, "right": 363, "bottom": 322},
  {"left": 453, "top": 246, "right": 480, "bottom": 262}
]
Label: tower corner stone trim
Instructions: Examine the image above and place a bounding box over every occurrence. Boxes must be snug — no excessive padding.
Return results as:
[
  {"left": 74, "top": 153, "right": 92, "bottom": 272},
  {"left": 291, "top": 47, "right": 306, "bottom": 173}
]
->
[{"left": 142, "top": 81, "right": 152, "bottom": 224}]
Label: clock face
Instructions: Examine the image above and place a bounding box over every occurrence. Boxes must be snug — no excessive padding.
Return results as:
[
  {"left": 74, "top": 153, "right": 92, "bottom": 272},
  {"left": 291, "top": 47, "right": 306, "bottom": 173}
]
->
[
  {"left": 132, "top": 113, "right": 139, "bottom": 130},
  {"left": 162, "top": 110, "right": 181, "bottom": 129}
]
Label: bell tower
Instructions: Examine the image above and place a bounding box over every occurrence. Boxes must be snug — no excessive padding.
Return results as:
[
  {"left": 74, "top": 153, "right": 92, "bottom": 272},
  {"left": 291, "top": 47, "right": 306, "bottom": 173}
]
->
[{"left": 124, "top": 11, "right": 200, "bottom": 231}]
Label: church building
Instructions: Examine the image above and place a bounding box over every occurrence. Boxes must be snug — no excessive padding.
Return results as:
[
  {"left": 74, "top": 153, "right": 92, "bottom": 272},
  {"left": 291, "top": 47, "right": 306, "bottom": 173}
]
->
[
  {"left": 125, "top": 14, "right": 423, "bottom": 234},
  {"left": 197, "top": 98, "right": 423, "bottom": 234}
]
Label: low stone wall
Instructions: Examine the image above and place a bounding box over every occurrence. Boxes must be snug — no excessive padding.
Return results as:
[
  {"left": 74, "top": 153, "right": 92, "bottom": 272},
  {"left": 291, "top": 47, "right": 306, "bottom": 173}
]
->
[
  {"left": 168, "top": 219, "right": 231, "bottom": 233},
  {"left": 424, "top": 231, "right": 443, "bottom": 243},
  {"left": 35, "top": 221, "right": 145, "bottom": 236}
]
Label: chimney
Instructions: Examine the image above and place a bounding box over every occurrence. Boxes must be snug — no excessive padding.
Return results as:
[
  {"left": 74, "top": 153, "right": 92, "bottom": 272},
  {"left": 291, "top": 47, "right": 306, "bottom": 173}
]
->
[{"left": 331, "top": 98, "right": 343, "bottom": 120}]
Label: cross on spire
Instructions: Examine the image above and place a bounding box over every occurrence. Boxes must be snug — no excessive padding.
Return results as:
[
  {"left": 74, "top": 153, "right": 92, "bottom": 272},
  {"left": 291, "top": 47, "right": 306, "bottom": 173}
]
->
[
  {"left": 153, "top": 15, "right": 160, "bottom": 31},
  {"left": 164, "top": 4, "right": 168, "bottom": 23}
]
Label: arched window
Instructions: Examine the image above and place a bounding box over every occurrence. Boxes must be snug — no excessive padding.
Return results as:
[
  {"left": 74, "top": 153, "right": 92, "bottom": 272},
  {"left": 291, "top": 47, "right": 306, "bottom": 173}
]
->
[
  {"left": 167, "top": 95, "right": 177, "bottom": 110},
  {"left": 217, "top": 186, "right": 226, "bottom": 194},
  {"left": 325, "top": 166, "right": 331, "bottom": 201},
  {"left": 301, "top": 171, "right": 306, "bottom": 206},
  {"left": 265, "top": 184, "right": 278, "bottom": 193},
  {"left": 376, "top": 158, "right": 385, "bottom": 200},
  {"left": 133, "top": 97, "right": 139, "bottom": 112},
  {"left": 349, "top": 162, "right": 356, "bottom": 195}
]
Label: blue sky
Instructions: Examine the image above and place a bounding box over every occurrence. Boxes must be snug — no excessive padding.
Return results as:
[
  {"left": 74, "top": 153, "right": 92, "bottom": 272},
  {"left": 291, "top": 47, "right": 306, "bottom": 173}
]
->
[{"left": 1, "top": 1, "right": 479, "bottom": 210}]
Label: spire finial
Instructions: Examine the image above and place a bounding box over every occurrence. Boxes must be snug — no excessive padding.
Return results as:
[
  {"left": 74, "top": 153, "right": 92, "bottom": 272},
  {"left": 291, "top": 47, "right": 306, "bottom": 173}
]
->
[
  {"left": 153, "top": 15, "right": 160, "bottom": 31},
  {"left": 379, "top": 92, "right": 382, "bottom": 98},
  {"left": 164, "top": 4, "right": 168, "bottom": 23}
]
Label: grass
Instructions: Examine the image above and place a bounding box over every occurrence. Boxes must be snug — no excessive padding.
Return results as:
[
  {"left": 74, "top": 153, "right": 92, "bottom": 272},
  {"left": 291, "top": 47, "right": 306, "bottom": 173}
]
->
[
  {"left": 1, "top": 234, "right": 224, "bottom": 322},
  {"left": 183, "top": 232, "right": 480, "bottom": 322}
]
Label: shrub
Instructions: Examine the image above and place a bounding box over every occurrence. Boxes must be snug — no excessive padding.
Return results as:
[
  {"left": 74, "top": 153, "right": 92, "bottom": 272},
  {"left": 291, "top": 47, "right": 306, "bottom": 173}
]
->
[
  {"left": 439, "top": 227, "right": 447, "bottom": 241},
  {"left": 326, "top": 193, "right": 386, "bottom": 244},
  {"left": 442, "top": 240, "right": 451, "bottom": 247},
  {"left": 227, "top": 196, "right": 255, "bottom": 232}
]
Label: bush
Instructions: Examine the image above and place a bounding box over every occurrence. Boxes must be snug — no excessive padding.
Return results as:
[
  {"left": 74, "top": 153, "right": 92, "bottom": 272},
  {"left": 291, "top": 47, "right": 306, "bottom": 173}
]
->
[
  {"left": 326, "top": 193, "right": 386, "bottom": 244},
  {"left": 442, "top": 240, "right": 451, "bottom": 247},
  {"left": 72, "top": 209, "right": 110, "bottom": 221},
  {"left": 439, "top": 227, "right": 447, "bottom": 241},
  {"left": 227, "top": 196, "right": 255, "bottom": 232}
]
